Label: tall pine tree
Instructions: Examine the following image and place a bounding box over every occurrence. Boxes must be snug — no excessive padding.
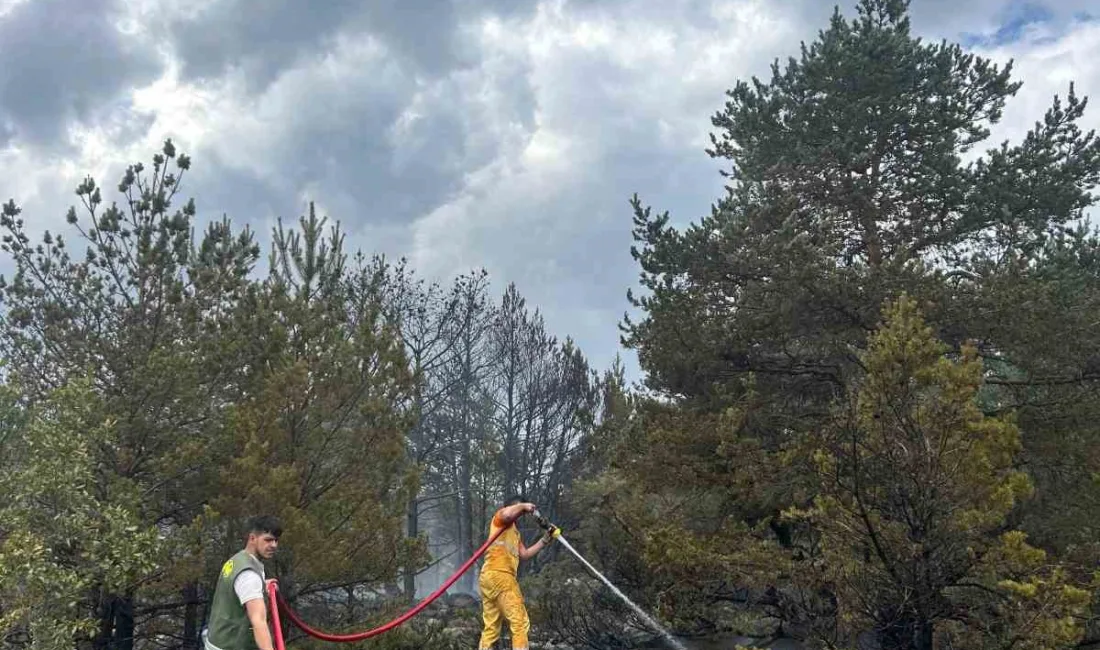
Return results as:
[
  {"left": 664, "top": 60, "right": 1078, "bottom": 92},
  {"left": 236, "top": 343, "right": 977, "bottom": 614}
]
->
[{"left": 616, "top": 0, "right": 1100, "bottom": 646}]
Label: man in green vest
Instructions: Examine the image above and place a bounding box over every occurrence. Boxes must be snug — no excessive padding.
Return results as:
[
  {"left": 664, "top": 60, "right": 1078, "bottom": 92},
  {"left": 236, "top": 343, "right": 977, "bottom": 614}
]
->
[{"left": 203, "top": 515, "right": 282, "bottom": 650}]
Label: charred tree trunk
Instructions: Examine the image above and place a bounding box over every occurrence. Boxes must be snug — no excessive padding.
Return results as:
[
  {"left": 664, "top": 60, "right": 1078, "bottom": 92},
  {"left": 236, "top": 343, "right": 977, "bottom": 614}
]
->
[
  {"left": 182, "top": 582, "right": 200, "bottom": 650},
  {"left": 93, "top": 590, "right": 115, "bottom": 650},
  {"left": 457, "top": 433, "right": 474, "bottom": 593},
  {"left": 403, "top": 495, "right": 419, "bottom": 600},
  {"left": 113, "top": 592, "right": 134, "bottom": 650}
]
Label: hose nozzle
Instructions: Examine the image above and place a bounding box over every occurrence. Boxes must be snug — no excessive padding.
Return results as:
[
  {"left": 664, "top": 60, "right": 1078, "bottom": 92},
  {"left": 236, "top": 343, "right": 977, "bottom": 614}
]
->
[{"left": 532, "top": 509, "right": 552, "bottom": 530}]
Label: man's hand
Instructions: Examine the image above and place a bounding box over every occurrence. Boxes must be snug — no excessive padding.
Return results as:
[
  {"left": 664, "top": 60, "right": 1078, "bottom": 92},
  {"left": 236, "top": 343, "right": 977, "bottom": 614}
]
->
[
  {"left": 521, "top": 524, "right": 560, "bottom": 560},
  {"left": 540, "top": 524, "right": 560, "bottom": 545}
]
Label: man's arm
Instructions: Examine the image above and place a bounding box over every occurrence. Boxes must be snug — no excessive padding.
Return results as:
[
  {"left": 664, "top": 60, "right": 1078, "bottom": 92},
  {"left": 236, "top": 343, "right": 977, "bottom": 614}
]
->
[
  {"left": 245, "top": 599, "right": 274, "bottom": 650},
  {"left": 519, "top": 523, "right": 558, "bottom": 561},
  {"left": 519, "top": 538, "right": 546, "bottom": 561},
  {"left": 495, "top": 502, "right": 536, "bottom": 527},
  {"left": 234, "top": 570, "right": 273, "bottom": 650}
]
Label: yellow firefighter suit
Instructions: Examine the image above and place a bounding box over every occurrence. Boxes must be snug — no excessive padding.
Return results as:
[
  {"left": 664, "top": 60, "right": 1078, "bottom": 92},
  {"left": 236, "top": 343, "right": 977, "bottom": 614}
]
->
[{"left": 478, "top": 510, "right": 529, "bottom": 650}]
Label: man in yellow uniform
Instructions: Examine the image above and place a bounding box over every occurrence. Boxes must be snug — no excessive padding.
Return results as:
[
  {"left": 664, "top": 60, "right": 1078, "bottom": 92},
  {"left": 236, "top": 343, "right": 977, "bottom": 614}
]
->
[{"left": 478, "top": 495, "right": 558, "bottom": 650}]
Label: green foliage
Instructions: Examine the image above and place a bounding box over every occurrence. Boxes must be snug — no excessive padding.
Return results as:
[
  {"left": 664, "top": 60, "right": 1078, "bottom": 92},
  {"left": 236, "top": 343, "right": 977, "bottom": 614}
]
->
[
  {"left": 563, "top": 392, "right": 789, "bottom": 637},
  {"left": 783, "top": 296, "right": 1088, "bottom": 648},
  {"left": 581, "top": 295, "right": 1095, "bottom": 648},
  {"left": 945, "top": 531, "right": 1092, "bottom": 650},
  {"left": 0, "top": 140, "right": 271, "bottom": 649},
  {"left": 0, "top": 135, "right": 600, "bottom": 649},
  {"left": 623, "top": 0, "right": 1100, "bottom": 407},
  {"left": 0, "top": 143, "right": 429, "bottom": 649},
  {"left": 214, "top": 207, "right": 422, "bottom": 594},
  {"left": 0, "top": 379, "right": 160, "bottom": 650},
  {"left": 525, "top": 562, "right": 658, "bottom": 649},
  {"left": 603, "top": 0, "right": 1100, "bottom": 647}
]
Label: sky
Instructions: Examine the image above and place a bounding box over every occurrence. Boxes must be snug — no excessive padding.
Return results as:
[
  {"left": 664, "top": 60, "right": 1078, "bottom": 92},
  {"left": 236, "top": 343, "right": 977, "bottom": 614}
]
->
[{"left": 0, "top": 0, "right": 1097, "bottom": 382}]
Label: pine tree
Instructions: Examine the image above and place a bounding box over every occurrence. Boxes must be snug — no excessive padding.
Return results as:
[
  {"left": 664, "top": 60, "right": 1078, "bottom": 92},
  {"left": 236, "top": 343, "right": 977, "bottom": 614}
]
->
[
  {"left": 613, "top": 0, "right": 1100, "bottom": 645},
  {"left": 786, "top": 296, "right": 1090, "bottom": 648}
]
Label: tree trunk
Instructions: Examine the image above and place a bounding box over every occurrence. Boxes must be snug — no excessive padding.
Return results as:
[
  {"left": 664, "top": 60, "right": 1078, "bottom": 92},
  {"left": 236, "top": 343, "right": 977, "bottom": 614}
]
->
[
  {"left": 182, "top": 582, "right": 200, "bottom": 650},
  {"left": 504, "top": 377, "right": 516, "bottom": 497},
  {"left": 344, "top": 586, "right": 356, "bottom": 625},
  {"left": 403, "top": 495, "right": 418, "bottom": 600},
  {"left": 480, "top": 485, "right": 488, "bottom": 550},
  {"left": 93, "top": 591, "right": 114, "bottom": 650},
  {"left": 457, "top": 436, "right": 474, "bottom": 593},
  {"left": 113, "top": 592, "right": 135, "bottom": 650},
  {"left": 914, "top": 617, "right": 933, "bottom": 650}
]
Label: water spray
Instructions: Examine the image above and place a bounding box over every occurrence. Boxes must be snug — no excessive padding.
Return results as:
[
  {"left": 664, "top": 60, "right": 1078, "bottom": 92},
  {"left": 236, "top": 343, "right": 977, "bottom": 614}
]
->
[
  {"left": 267, "top": 511, "right": 687, "bottom": 650},
  {"left": 532, "top": 511, "right": 687, "bottom": 650}
]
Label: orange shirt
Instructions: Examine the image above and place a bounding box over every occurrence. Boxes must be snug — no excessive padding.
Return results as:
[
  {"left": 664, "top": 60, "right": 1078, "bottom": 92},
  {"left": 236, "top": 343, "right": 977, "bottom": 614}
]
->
[{"left": 482, "top": 509, "right": 521, "bottom": 576}]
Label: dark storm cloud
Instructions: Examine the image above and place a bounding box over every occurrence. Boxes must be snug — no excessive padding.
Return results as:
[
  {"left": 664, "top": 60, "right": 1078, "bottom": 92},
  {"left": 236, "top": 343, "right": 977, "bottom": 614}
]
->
[
  {"left": 0, "top": 0, "right": 161, "bottom": 149},
  {"left": 157, "top": 0, "right": 540, "bottom": 228},
  {"left": 182, "top": 45, "right": 536, "bottom": 229},
  {"left": 166, "top": 0, "right": 371, "bottom": 90},
  {"left": 0, "top": 0, "right": 1096, "bottom": 382},
  {"left": 167, "top": 0, "right": 540, "bottom": 89}
]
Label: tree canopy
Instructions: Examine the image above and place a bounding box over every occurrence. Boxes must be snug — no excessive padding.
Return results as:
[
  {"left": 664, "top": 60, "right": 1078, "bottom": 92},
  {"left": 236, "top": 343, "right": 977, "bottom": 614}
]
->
[
  {"left": 0, "top": 142, "right": 605, "bottom": 650},
  {"left": 596, "top": 0, "right": 1100, "bottom": 647}
]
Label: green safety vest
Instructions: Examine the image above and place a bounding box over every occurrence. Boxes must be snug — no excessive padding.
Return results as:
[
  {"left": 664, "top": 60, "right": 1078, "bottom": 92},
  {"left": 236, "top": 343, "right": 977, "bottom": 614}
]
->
[{"left": 207, "top": 550, "right": 266, "bottom": 650}]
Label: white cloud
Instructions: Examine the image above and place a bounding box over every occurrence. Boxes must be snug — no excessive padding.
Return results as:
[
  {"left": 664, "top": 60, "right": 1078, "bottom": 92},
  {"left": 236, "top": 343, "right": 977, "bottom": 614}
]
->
[
  {"left": 974, "top": 18, "right": 1100, "bottom": 145},
  {"left": 402, "top": 0, "right": 804, "bottom": 371},
  {"left": 1, "top": 0, "right": 1099, "bottom": 377},
  {"left": 0, "top": 0, "right": 29, "bottom": 20},
  {"left": 970, "top": 16, "right": 1100, "bottom": 227}
]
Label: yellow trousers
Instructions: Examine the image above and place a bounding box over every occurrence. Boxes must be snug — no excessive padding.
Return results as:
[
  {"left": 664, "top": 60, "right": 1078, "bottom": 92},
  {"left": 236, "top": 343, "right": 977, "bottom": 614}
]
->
[{"left": 478, "top": 570, "right": 529, "bottom": 650}]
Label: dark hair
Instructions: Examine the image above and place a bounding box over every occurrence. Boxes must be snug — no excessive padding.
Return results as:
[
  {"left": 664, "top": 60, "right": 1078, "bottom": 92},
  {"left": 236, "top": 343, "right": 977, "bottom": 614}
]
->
[
  {"left": 503, "top": 494, "right": 525, "bottom": 507},
  {"left": 247, "top": 515, "right": 283, "bottom": 539}
]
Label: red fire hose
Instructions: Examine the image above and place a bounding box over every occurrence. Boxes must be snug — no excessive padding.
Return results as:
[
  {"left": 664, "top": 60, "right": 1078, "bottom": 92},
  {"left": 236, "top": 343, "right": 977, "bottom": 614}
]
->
[{"left": 267, "top": 526, "right": 506, "bottom": 647}]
